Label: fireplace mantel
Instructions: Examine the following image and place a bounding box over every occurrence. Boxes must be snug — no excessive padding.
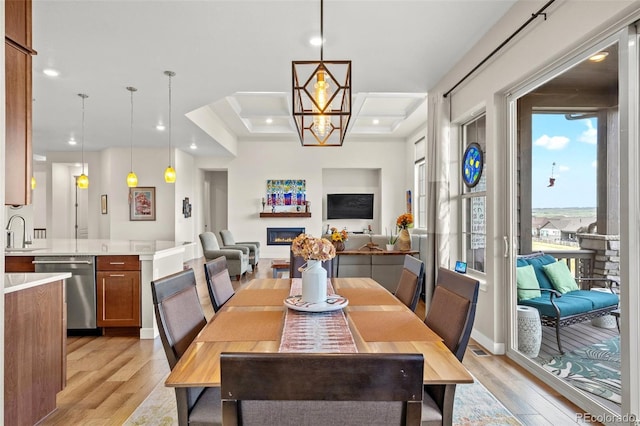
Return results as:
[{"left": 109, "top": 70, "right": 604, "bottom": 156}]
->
[{"left": 259, "top": 212, "right": 311, "bottom": 218}]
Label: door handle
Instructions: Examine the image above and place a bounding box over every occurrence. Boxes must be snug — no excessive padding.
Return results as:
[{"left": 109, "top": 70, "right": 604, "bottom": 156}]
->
[
  {"left": 108, "top": 274, "right": 126, "bottom": 277},
  {"left": 503, "top": 236, "right": 509, "bottom": 258}
]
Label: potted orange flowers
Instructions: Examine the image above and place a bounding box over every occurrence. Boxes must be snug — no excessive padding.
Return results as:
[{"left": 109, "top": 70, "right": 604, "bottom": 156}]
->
[
  {"left": 330, "top": 227, "right": 348, "bottom": 251},
  {"left": 396, "top": 213, "right": 413, "bottom": 250}
]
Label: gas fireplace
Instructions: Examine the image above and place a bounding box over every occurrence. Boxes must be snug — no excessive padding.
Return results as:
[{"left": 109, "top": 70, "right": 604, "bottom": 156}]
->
[{"left": 267, "top": 227, "right": 305, "bottom": 245}]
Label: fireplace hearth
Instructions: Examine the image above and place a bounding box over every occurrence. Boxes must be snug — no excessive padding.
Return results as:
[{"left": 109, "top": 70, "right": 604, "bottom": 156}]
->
[{"left": 267, "top": 227, "right": 305, "bottom": 245}]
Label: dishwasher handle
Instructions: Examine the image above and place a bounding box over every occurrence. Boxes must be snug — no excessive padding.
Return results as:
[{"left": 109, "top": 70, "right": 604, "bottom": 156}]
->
[{"left": 32, "top": 260, "right": 93, "bottom": 265}]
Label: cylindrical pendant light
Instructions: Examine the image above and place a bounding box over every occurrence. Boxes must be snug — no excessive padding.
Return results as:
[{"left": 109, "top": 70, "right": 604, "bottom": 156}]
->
[
  {"left": 126, "top": 86, "right": 138, "bottom": 187},
  {"left": 77, "top": 93, "right": 89, "bottom": 189},
  {"left": 163, "top": 71, "right": 176, "bottom": 183}
]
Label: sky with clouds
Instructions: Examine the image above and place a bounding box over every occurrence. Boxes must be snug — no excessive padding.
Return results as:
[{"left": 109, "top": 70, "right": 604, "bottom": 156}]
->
[{"left": 532, "top": 114, "right": 597, "bottom": 209}]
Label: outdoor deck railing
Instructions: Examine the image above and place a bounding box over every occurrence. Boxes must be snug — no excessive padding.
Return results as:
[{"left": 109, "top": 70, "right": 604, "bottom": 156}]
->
[{"left": 541, "top": 249, "right": 596, "bottom": 280}]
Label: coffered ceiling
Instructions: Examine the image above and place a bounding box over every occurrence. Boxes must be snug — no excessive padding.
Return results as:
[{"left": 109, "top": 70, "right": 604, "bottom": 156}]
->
[{"left": 31, "top": 0, "right": 518, "bottom": 158}]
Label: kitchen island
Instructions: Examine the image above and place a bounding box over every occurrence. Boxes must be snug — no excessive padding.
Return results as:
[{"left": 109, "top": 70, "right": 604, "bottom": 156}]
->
[
  {"left": 5, "top": 272, "right": 71, "bottom": 426},
  {"left": 5, "top": 239, "right": 193, "bottom": 339}
]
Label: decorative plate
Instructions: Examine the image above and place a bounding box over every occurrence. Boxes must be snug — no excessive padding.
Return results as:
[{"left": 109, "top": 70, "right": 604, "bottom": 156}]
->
[
  {"left": 284, "top": 295, "right": 349, "bottom": 312},
  {"left": 462, "top": 142, "right": 484, "bottom": 188}
]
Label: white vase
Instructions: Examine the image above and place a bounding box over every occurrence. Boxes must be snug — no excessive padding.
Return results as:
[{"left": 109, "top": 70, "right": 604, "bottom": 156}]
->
[
  {"left": 301, "top": 259, "right": 327, "bottom": 303},
  {"left": 386, "top": 244, "right": 395, "bottom": 251}
]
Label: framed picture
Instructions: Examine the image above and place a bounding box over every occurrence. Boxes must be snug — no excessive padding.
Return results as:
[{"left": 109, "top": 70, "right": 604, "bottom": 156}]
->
[
  {"left": 101, "top": 194, "right": 108, "bottom": 214},
  {"left": 129, "top": 187, "right": 156, "bottom": 221},
  {"left": 182, "top": 197, "right": 192, "bottom": 218}
]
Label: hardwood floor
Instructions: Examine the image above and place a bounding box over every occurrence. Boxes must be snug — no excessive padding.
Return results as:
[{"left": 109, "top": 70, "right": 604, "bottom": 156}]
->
[{"left": 39, "top": 257, "right": 599, "bottom": 425}]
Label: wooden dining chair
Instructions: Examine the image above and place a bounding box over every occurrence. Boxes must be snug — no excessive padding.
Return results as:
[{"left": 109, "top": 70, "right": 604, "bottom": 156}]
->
[
  {"left": 421, "top": 267, "right": 479, "bottom": 426},
  {"left": 151, "top": 268, "right": 222, "bottom": 426},
  {"left": 204, "top": 256, "right": 235, "bottom": 312},
  {"left": 220, "top": 352, "right": 424, "bottom": 426},
  {"left": 394, "top": 255, "right": 425, "bottom": 312}
]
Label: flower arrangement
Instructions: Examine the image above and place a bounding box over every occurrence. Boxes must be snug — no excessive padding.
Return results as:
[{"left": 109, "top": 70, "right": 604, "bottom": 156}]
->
[
  {"left": 291, "top": 233, "right": 336, "bottom": 261},
  {"left": 396, "top": 213, "right": 414, "bottom": 230},
  {"left": 330, "top": 227, "right": 348, "bottom": 242}
]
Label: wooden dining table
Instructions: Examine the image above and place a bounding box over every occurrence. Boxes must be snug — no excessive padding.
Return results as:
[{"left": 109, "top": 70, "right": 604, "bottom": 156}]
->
[{"left": 165, "top": 277, "right": 473, "bottom": 388}]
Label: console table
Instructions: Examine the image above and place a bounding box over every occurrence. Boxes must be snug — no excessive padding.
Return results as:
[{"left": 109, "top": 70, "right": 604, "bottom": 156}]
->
[{"left": 335, "top": 248, "right": 418, "bottom": 276}]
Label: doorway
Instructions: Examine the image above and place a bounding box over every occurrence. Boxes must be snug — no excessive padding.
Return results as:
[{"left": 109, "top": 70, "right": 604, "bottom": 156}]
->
[
  {"left": 204, "top": 170, "right": 228, "bottom": 235},
  {"left": 507, "top": 36, "right": 626, "bottom": 416}
]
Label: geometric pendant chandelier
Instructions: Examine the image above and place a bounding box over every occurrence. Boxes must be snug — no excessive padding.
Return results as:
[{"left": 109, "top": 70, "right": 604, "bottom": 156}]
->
[{"left": 292, "top": 0, "right": 351, "bottom": 146}]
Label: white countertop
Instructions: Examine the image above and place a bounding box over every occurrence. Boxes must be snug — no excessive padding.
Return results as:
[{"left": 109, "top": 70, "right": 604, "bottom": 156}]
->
[
  {"left": 4, "top": 239, "right": 193, "bottom": 257},
  {"left": 4, "top": 272, "right": 72, "bottom": 294}
]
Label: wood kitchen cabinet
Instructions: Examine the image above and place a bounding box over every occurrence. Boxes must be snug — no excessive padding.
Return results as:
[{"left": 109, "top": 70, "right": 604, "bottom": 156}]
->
[
  {"left": 4, "top": 255, "right": 35, "bottom": 272},
  {"left": 5, "top": 0, "right": 35, "bottom": 206},
  {"left": 96, "top": 255, "right": 141, "bottom": 331},
  {"left": 5, "top": 279, "right": 66, "bottom": 426}
]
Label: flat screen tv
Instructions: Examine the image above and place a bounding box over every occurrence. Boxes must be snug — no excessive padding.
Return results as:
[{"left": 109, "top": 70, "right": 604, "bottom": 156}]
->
[{"left": 327, "top": 193, "right": 374, "bottom": 220}]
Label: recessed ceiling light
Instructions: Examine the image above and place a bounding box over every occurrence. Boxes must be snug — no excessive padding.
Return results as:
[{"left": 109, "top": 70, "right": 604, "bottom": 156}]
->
[
  {"left": 265, "top": 118, "right": 273, "bottom": 124},
  {"left": 68, "top": 139, "right": 77, "bottom": 145},
  {"left": 43, "top": 68, "right": 60, "bottom": 77},
  {"left": 309, "top": 36, "right": 323, "bottom": 46},
  {"left": 156, "top": 124, "right": 165, "bottom": 131},
  {"left": 372, "top": 119, "right": 380, "bottom": 125},
  {"left": 190, "top": 143, "right": 197, "bottom": 150},
  {"left": 589, "top": 51, "right": 609, "bottom": 62}
]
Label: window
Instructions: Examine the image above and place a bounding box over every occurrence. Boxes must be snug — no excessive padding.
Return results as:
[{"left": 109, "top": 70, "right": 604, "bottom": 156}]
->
[
  {"left": 414, "top": 139, "right": 426, "bottom": 228},
  {"left": 461, "top": 114, "right": 486, "bottom": 273}
]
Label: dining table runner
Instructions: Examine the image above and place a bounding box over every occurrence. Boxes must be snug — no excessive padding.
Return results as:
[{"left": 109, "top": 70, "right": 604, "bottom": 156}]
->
[{"left": 278, "top": 278, "right": 358, "bottom": 353}]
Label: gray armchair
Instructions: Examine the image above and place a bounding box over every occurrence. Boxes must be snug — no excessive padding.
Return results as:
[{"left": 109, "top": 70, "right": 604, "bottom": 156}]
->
[
  {"left": 199, "top": 232, "right": 249, "bottom": 281},
  {"left": 219, "top": 229, "right": 260, "bottom": 270}
]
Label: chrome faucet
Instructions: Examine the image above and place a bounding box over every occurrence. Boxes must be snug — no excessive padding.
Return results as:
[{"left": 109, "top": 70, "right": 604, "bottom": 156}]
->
[{"left": 6, "top": 215, "right": 31, "bottom": 249}]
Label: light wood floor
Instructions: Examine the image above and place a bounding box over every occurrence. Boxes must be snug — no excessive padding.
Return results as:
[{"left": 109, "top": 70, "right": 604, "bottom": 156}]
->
[{"left": 39, "top": 257, "right": 599, "bottom": 425}]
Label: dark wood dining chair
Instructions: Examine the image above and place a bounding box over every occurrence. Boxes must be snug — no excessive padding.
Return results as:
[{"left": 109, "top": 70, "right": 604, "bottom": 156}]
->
[
  {"left": 220, "top": 352, "right": 424, "bottom": 426},
  {"left": 394, "top": 255, "right": 425, "bottom": 312},
  {"left": 421, "top": 267, "right": 479, "bottom": 426},
  {"left": 204, "top": 256, "right": 235, "bottom": 312},
  {"left": 151, "top": 268, "right": 222, "bottom": 426}
]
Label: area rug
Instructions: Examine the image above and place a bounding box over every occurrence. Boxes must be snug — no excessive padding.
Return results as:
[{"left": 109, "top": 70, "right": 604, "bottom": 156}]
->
[
  {"left": 540, "top": 336, "right": 621, "bottom": 404},
  {"left": 124, "top": 375, "right": 521, "bottom": 425}
]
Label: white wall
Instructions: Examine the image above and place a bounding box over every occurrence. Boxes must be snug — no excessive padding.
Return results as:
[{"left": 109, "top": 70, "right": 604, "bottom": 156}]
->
[
  {"left": 102, "top": 147, "right": 176, "bottom": 241},
  {"left": 174, "top": 149, "right": 197, "bottom": 259},
  {"left": 322, "top": 168, "right": 381, "bottom": 234},
  {"left": 196, "top": 139, "right": 409, "bottom": 258}
]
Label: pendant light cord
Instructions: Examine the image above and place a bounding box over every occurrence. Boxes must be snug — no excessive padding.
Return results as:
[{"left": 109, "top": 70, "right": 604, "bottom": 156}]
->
[
  {"left": 168, "top": 73, "right": 173, "bottom": 166},
  {"left": 320, "top": 0, "right": 324, "bottom": 61},
  {"left": 80, "top": 94, "right": 87, "bottom": 174},
  {"left": 130, "top": 88, "right": 134, "bottom": 171},
  {"left": 82, "top": 96, "right": 85, "bottom": 173}
]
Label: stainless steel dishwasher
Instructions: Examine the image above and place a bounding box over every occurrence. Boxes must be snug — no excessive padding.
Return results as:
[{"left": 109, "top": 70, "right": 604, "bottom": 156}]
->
[{"left": 34, "top": 256, "right": 97, "bottom": 330}]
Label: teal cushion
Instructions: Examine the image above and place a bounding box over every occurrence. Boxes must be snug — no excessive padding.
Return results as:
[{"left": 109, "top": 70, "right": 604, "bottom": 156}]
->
[
  {"left": 520, "top": 294, "right": 594, "bottom": 317},
  {"left": 542, "top": 261, "right": 579, "bottom": 293},
  {"left": 516, "top": 265, "right": 541, "bottom": 300},
  {"left": 568, "top": 290, "right": 619, "bottom": 309},
  {"left": 525, "top": 254, "right": 557, "bottom": 289}
]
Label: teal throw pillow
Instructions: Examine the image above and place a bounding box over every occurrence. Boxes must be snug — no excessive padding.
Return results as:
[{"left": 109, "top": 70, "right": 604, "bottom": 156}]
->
[
  {"left": 516, "top": 264, "right": 541, "bottom": 300},
  {"left": 542, "top": 261, "right": 579, "bottom": 294}
]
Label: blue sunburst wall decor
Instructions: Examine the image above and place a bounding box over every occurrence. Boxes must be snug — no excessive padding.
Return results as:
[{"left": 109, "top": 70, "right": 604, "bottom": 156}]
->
[{"left": 462, "top": 142, "right": 484, "bottom": 188}]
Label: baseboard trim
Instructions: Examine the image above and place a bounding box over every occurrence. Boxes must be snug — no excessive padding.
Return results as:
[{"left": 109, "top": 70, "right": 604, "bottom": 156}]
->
[
  {"left": 471, "top": 329, "right": 505, "bottom": 355},
  {"left": 140, "top": 327, "right": 158, "bottom": 340}
]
